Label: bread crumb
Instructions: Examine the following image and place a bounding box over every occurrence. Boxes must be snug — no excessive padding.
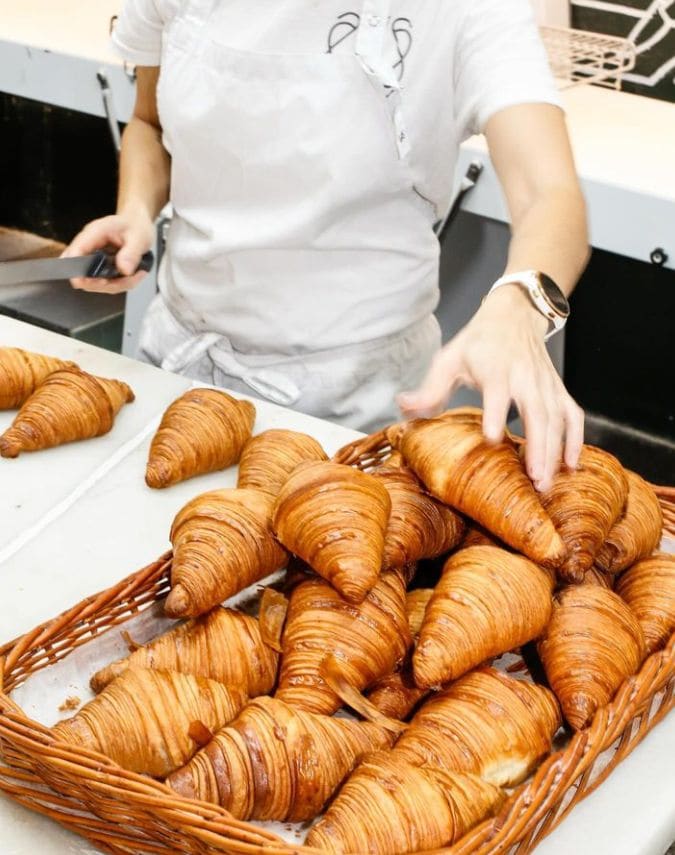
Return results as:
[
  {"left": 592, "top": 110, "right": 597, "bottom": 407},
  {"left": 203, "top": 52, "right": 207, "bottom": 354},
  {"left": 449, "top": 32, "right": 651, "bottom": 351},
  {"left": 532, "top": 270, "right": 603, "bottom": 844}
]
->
[{"left": 58, "top": 696, "right": 81, "bottom": 712}]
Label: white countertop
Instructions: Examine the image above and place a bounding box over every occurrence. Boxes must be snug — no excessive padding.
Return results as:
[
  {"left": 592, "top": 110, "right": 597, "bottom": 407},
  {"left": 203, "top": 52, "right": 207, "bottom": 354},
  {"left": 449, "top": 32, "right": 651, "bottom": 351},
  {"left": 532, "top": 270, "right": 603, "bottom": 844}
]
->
[{"left": 0, "top": 316, "right": 673, "bottom": 855}]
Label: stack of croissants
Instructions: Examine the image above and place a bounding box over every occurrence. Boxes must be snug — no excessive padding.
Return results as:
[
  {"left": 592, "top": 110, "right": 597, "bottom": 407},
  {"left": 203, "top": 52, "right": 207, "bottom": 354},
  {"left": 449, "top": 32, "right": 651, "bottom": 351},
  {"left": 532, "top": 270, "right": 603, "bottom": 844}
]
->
[{"left": 31, "top": 369, "right": 672, "bottom": 853}]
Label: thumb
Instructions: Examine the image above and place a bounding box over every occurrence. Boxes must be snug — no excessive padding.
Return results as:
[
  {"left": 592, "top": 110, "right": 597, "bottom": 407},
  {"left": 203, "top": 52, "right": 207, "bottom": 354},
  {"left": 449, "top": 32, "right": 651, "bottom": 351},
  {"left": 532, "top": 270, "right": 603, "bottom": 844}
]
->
[
  {"left": 397, "top": 348, "right": 463, "bottom": 419},
  {"left": 116, "top": 233, "right": 150, "bottom": 277}
]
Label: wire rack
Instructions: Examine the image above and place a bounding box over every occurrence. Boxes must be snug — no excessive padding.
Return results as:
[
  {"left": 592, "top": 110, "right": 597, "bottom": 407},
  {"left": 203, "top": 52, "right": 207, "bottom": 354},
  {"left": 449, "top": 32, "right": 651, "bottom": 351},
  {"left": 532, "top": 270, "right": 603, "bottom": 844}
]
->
[{"left": 541, "top": 26, "right": 637, "bottom": 90}]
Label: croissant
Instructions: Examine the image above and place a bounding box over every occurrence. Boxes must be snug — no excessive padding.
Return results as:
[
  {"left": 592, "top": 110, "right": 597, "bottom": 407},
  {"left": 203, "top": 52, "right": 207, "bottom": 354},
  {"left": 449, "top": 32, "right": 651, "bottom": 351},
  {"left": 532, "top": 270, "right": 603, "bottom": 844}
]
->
[
  {"left": 166, "top": 696, "right": 392, "bottom": 821},
  {"left": 306, "top": 752, "right": 505, "bottom": 855},
  {"left": 596, "top": 471, "right": 663, "bottom": 574},
  {"left": 394, "top": 667, "right": 561, "bottom": 787},
  {"left": 90, "top": 607, "right": 278, "bottom": 695},
  {"left": 0, "top": 368, "right": 134, "bottom": 458},
  {"left": 272, "top": 461, "right": 391, "bottom": 603},
  {"left": 538, "top": 586, "right": 646, "bottom": 729},
  {"left": 146, "top": 388, "right": 255, "bottom": 488},
  {"left": 537, "top": 445, "right": 628, "bottom": 583},
  {"left": 615, "top": 553, "right": 675, "bottom": 655},
  {"left": 53, "top": 668, "right": 247, "bottom": 777},
  {"left": 389, "top": 408, "right": 566, "bottom": 568},
  {"left": 237, "top": 428, "right": 328, "bottom": 498},
  {"left": 582, "top": 565, "right": 615, "bottom": 589},
  {"left": 373, "top": 460, "right": 465, "bottom": 572},
  {"left": 366, "top": 589, "right": 433, "bottom": 720},
  {"left": 461, "top": 524, "right": 504, "bottom": 550},
  {"left": 0, "top": 346, "right": 77, "bottom": 409},
  {"left": 413, "top": 546, "right": 553, "bottom": 688},
  {"left": 275, "top": 571, "right": 411, "bottom": 715},
  {"left": 165, "top": 488, "right": 288, "bottom": 618}
]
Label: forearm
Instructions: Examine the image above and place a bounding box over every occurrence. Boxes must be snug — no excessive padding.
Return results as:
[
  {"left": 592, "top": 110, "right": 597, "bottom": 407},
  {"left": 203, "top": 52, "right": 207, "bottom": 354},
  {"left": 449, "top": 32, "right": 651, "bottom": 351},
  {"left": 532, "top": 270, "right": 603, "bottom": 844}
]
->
[
  {"left": 117, "top": 116, "right": 171, "bottom": 224},
  {"left": 504, "top": 185, "right": 590, "bottom": 297}
]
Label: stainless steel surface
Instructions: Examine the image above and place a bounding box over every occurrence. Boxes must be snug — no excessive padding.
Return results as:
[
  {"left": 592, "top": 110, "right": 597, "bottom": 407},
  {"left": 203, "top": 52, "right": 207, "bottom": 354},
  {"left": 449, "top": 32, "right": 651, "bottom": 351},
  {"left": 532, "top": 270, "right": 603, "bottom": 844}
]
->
[{"left": 0, "top": 254, "right": 101, "bottom": 286}]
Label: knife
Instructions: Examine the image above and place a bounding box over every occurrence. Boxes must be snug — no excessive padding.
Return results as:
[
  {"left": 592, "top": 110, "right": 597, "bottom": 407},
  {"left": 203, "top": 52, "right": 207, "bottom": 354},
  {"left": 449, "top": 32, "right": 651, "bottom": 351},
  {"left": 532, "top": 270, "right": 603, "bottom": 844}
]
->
[{"left": 0, "top": 250, "right": 154, "bottom": 287}]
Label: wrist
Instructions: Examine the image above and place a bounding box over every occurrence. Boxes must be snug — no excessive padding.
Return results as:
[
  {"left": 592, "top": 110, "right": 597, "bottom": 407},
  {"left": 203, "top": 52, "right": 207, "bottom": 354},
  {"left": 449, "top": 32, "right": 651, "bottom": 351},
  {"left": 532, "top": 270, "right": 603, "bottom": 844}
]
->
[
  {"left": 117, "top": 199, "right": 155, "bottom": 230},
  {"left": 481, "top": 282, "right": 550, "bottom": 337}
]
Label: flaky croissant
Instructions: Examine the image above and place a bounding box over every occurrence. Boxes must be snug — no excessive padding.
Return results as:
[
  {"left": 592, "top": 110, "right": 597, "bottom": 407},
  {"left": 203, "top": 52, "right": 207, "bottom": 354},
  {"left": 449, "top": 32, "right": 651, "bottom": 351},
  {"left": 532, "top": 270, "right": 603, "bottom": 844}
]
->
[
  {"left": 53, "top": 668, "right": 247, "bottom": 777},
  {"left": 0, "top": 368, "right": 134, "bottom": 458},
  {"left": 166, "top": 696, "right": 392, "bottom": 821},
  {"left": 373, "top": 460, "right": 465, "bottom": 572},
  {"left": 615, "top": 553, "right": 675, "bottom": 655},
  {"left": 275, "top": 571, "right": 411, "bottom": 715},
  {"left": 165, "top": 488, "right": 288, "bottom": 618},
  {"left": 596, "top": 471, "right": 663, "bottom": 574},
  {"left": 537, "top": 445, "right": 628, "bottom": 583},
  {"left": 146, "top": 388, "right": 255, "bottom": 488},
  {"left": 306, "top": 752, "right": 505, "bottom": 855},
  {"left": 366, "top": 589, "right": 433, "bottom": 720},
  {"left": 0, "top": 346, "right": 77, "bottom": 409},
  {"left": 273, "top": 461, "right": 391, "bottom": 603},
  {"left": 90, "top": 607, "right": 278, "bottom": 695},
  {"left": 237, "top": 428, "right": 327, "bottom": 498},
  {"left": 413, "top": 546, "right": 553, "bottom": 688},
  {"left": 538, "top": 586, "right": 646, "bottom": 729},
  {"left": 394, "top": 667, "right": 561, "bottom": 787},
  {"left": 389, "top": 408, "right": 566, "bottom": 568}
]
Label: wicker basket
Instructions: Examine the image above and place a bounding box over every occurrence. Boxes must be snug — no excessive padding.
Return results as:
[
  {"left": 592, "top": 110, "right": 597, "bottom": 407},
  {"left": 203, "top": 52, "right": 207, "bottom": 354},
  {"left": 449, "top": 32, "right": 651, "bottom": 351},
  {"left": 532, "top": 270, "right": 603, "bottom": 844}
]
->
[{"left": 1, "top": 431, "right": 674, "bottom": 855}]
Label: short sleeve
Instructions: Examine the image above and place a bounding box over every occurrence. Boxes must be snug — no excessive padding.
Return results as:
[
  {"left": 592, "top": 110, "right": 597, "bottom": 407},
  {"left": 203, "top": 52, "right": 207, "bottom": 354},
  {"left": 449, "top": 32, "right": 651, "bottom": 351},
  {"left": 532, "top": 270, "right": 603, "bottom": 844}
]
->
[
  {"left": 111, "top": 0, "right": 176, "bottom": 66},
  {"left": 453, "top": 0, "right": 562, "bottom": 138}
]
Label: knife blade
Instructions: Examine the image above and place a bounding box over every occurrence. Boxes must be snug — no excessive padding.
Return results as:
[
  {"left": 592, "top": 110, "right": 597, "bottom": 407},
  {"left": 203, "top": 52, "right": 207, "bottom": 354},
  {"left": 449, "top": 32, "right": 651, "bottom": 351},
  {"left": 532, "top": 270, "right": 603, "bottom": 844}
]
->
[{"left": 0, "top": 250, "right": 154, "bottom": 287}]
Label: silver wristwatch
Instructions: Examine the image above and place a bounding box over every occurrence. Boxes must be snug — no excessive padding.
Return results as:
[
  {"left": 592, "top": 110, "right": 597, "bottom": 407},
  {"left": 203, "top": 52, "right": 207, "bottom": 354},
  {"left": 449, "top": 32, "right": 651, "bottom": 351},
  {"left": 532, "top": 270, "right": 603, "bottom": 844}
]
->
[{"left": 487, "top": 270, "right": 570, "bottom": 341}]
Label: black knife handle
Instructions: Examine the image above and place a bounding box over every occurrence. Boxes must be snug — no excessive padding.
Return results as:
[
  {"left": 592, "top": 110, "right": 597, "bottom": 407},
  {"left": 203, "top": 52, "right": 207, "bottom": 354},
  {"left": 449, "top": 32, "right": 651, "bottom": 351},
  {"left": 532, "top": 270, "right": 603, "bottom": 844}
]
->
[{"left": 85, "top": 250, "right": 154, "bottom": 279}]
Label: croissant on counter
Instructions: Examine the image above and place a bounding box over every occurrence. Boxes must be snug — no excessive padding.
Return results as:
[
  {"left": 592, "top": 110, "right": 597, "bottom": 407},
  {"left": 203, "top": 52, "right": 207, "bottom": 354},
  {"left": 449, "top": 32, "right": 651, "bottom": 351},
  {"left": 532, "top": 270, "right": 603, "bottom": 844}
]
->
[
  {"left": 0, "top": 346, "right": 77, "bottom": 409},
  {"left": 165, "top": 488, "right": 288, "bottom": 618},
  {"left": 366, "top": 588, "right": 433, "bottom": 720},
  {"left": 0, "top": 368, "right": 134, "bottom": 458},
  {"left": 273, "top": 461, "right": 391, "bottom": 603},
  {"left": 413, "top": 546, "right": 553, "bottom": 688},
  {"left": 90, "top": 607, "right": 278, "bottom": 695},
  {"left": 388, "top": 408, "right": 566, "bottom": 568},
  {"left": 615, "top": 553, "right": 675, "bottom": 655},
  {"left": 146, "top": 388, "right": 255, "bottom": 488},
  {"left": 53, "top": 668, "right": 247, "bottom": 778},
  {"left": 538, "top": 586, "right": 646, "bottom": 730},
  {"left": 237, "top": 428, "right": 327, "bottom": 498},
  {"left": 537, "top": 445, "right": 628, "bottom": 583},
  {"left": 275, "top": 571, "right": 411, "bottom": 715},
  {"left": 166, "top": 696, "right": 392, "bottom": 821},
  {"left": 373, "top": 459, "right": 465, "bottom": 572},
  {"left": 306, "top": 752, "right": 505, "bottom": 855},
  {"left": 394, "top": 667, "right": 561, "bottom": 787},
  {"left": 596, "top": 471, "right": 663, "bottom": 574}
]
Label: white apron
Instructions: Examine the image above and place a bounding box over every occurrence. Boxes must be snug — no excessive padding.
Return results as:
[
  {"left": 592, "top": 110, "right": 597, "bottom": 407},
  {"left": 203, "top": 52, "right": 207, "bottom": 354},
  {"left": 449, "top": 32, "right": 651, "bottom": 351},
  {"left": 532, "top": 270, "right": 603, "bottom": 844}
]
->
[{"left": 139, "top": 0, "right": 442, "bottom": 431}]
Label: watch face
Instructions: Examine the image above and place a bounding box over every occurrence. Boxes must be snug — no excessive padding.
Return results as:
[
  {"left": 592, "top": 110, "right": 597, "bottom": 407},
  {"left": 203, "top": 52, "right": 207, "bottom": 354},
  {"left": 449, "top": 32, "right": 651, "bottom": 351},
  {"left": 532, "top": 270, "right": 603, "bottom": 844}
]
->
[{"left": 539, "top": 273, "right": 570, "bottom": 318}]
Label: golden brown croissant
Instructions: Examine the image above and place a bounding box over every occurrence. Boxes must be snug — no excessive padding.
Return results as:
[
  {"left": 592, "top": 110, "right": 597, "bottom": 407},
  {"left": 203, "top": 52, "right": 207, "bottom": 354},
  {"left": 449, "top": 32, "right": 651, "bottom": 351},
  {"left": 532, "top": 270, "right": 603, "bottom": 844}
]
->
[
  {"left": 582, "top": 565, "right": 615, "bottom": 589},
  {"left": 413, "top": 546, "right": 553, "bottom": 688},
  {"left": 537, "top": 445, "right": 628, "bottom": 583},
  {"left": 394, "top": 667, "right": 561, "bottom": 787},
  {"left": 53, "top": 668, "right": 247, "bottom": 777},
  {"left": 272, "top": 461, "right": 391, "bottom": 603},
  {"left": 596, "top": 471, "right": 663, "bottom": 574},
  {"left": 461, "top": 524, "right": 505, "bottom": 550},
  {"left": 237, "top": 428, "right": 327, "bottom": 498},
  {"left": 0, "top": 368, "right": 134, "bottom": 458},
  {"left": 373, "top": 460, "right": 465, "bottom": 572},
  {"left": 275, "top": 571, "right": 411, "bottom": 715},
  {"left": 0, "top": 346, "right": 77, "bottom": 409},
  {"left": 89, "top": 607, "right": 278, "bottom": 695},
  {"left": 389, "top": 408, "right": 566, "bottom": 568},
  {"left": 615, "top": 553, "right": 675, "bottom": 655},
  {"left": 365, "top": 589, "right": 433, "bottom": 720},
  {"left": 165, "top": 488, "right": 288, "bottom": 618},
  {"left": 146, "top": 388, "right": 255, "bottom": 488},
  {"left": 306, "top": 752, "right": 505, "bottom": 855},
  {"left": 166, "top": 696, "right": 392, "bottom": 821},
  {"left": 538, "top": 586, "right": 646, "bottom": 729}
]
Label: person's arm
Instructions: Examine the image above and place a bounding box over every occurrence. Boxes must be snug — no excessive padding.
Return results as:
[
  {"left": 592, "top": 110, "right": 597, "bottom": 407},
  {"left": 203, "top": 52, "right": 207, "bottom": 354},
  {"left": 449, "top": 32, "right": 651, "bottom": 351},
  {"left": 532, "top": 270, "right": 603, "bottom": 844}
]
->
[
  {"left": 398, "top": 103, "right": 590, "bottom": 492},
  {"left": 63, "top": 66, "right": 170, "bottom": 293}
]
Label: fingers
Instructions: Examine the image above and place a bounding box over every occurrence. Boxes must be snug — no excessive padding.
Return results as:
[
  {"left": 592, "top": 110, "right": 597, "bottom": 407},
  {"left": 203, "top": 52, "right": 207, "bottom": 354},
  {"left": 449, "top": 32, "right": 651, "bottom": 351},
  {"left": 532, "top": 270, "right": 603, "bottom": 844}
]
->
[
  {"left": 71, "top": 271, "right": 147, "bottom": 294},
  {"left": 115, "top": 230, "right": 151, "bottom": 277},
  {"left": 397, "top": 346, "right": 464, "bottom": 419},
  {"left": 481, "top": 382, "right": 511, "bottom": 444},
  {"left": 563, "top": 398, "right": 585, "bottom": 470},
  {"left": 62, "top": 218, "right": 122, "bottom": 259}
]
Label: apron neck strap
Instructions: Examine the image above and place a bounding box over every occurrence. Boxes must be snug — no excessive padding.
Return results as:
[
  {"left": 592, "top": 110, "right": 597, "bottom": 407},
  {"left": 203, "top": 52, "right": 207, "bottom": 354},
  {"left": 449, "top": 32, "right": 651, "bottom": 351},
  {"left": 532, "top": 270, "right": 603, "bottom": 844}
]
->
[{"left": 355, "top": 0, "right": 400, "bottom": 90}]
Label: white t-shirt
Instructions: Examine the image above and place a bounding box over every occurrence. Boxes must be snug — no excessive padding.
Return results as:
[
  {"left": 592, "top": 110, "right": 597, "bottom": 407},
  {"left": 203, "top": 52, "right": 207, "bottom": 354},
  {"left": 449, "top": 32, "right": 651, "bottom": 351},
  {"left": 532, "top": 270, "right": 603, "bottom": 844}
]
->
[{"left": 113, "top": 0, "right": 561, "bottom": 217}]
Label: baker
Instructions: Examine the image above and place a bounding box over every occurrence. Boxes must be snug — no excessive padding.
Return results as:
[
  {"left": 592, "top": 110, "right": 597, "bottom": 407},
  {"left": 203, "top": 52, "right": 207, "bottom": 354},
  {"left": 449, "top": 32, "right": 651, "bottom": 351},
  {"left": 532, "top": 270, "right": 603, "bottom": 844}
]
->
[{"left": 64, "top": 0, "right": 589, "bottom": 492}]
